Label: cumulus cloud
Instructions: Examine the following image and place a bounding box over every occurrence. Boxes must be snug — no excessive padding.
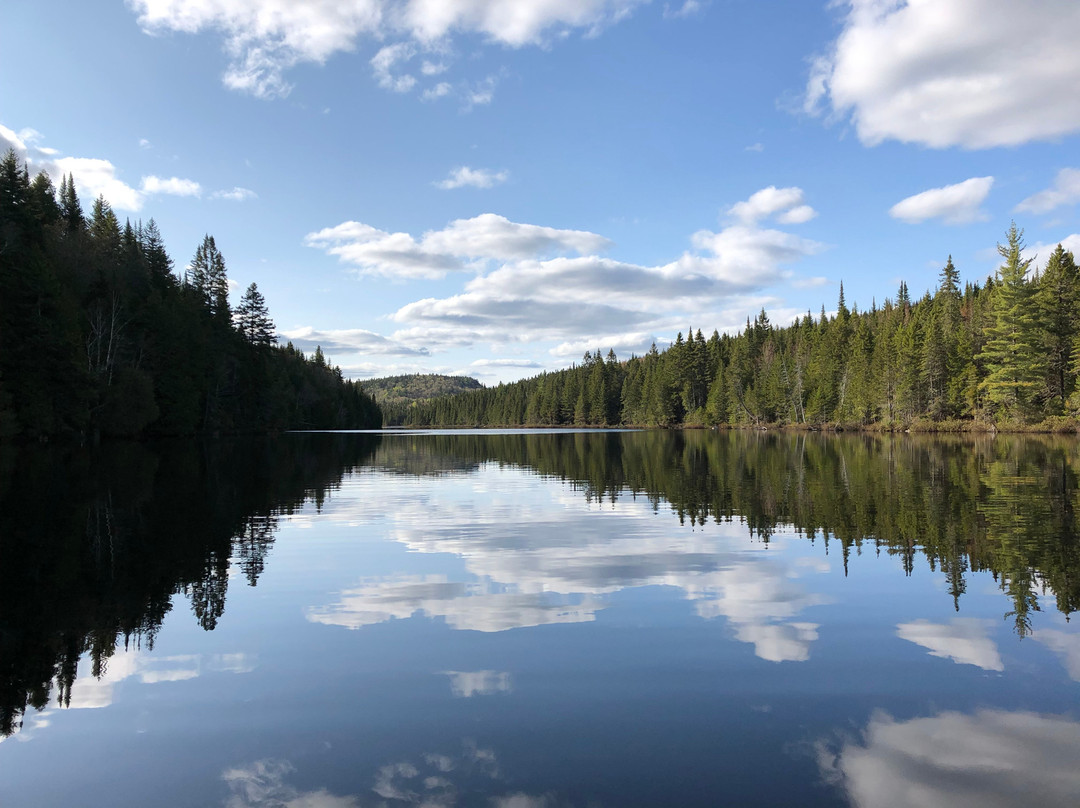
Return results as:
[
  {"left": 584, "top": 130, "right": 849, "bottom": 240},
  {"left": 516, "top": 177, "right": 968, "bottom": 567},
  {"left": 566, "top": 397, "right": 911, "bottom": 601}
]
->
[
  {"left": 140, "top": 175, "right": 202, "bottom": 196},
  {"left": 805, "top": 1, "right": 1080, "bottom": 149},
  {"left": 213, "top": 186, "right": 258, "bottom": 201},
  {"left": 896, "top": 618, "right": 1004, "bottom": 671},
  {"left": 1, "top": 123, "right": 185, "bottom": 212},
  {"left": 819, "top": 709, "right": 1080, "bottom": 808},
  {"left": 728, "top": 186, "right": 816, "bottom": 225},
  {"left": 1020, "top": 234, "right": 1080, "bottom": 272},
  {"left": 1015, "top": 168, "right": 1080, "bottom": 214},
  {"left": 277, "top": 326, "right": 430, "bottom": 356},
  {"left": 309, "top": 191, "right": 822, "bottom": 363},
  {"left": 435, "top": 166, "right": 509, "bottom": 190},
  {"left": 889, "top": 177, "right": 994, "bottom": 225},
  {"left": 305, "top": 214, "right": 611, "bottom": 280},
  {"left": 129, "top": 0, "right": 645, "bottom": 99}
]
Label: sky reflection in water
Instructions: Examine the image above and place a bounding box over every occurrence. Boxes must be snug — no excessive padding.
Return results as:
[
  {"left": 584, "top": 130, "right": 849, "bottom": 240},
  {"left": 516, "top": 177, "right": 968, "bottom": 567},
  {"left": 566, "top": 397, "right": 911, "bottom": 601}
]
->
[{"left": 1, "top": 431, "right": 1078, "bottom": 807}]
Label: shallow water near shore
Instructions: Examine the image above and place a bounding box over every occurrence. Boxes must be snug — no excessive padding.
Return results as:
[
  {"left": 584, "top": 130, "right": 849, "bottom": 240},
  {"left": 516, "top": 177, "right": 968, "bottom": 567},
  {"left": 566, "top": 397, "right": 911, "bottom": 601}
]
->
[{"left": 2, "top": 430, "right": 1078, "bottom": 807}]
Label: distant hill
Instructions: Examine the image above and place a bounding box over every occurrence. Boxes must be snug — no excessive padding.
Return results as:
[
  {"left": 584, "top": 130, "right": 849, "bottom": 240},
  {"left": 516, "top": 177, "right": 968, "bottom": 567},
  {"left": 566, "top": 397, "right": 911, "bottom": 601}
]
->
[{"left": 361, "top": 374, "right": 483, "bottom": 422}]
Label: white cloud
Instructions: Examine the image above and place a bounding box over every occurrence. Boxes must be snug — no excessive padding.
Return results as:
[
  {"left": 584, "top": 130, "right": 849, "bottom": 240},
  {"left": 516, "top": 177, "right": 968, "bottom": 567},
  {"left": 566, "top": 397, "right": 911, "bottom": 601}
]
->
[
  {"left": 470, "top": 358, "right": 545, "bottom": 369},
  {"left": 138, "top": 138, "right": 151, "bottom": 149},
  {"left": 140, "top": 175, "right": 202, "bottom": 196},
  {"left": 728, "top": 186, "right": 816, "bottom": 225},
  {"left": 435, "top": 166, "right": 509, "bottom": 190},
  {"left": 130, "top": 0, "right": 645, "bottom": 99},
  {"left": 309, "top": 191, "right": 822, "bottom": 359},
  {"left": 1019, "top": 234, "right": 1080, "bottom": 272},
  {"left": 213, "top": 186, "right": 258, "bottom": 201},
  {"left": 463, "top": 74, "right": 499, "bottom": 108},
  {"left": 819, "top": 709, "right": 1080, "bottom": 808},
  {"left": 50, "top": 156, "right": 145, "bottom": 211},
  {"left": 278, "top": 326, "right": 429, "bottom": 356},
  {"left": 305, "top": 213, "right": 611, "bottom": 280},
  {"left": 896, "top": 618, "right": 1004, "bottom": 671},
  {"left": 1015, "top": 168, "right": 1080, "bottom": 214},
  {"left": 421, "top": 81, "right": 453, "bottom": 100},
  {"left": 806, "top": 0, "right": 1080, "bottom": 149},
  {"left": 744, "top": 142, "right": 764, "bottom": 153},
  {"left": 1, "top": 123, "right": 206, "bottom": 211},
  {"left": 889, "top": 177, "right": 994, "bottom": 225},
  {"left": 371, "top": 42, "right": 417, "bottom": 92},
  {"left": 663, "top": 1, "right": 704, "bottom": 20}
]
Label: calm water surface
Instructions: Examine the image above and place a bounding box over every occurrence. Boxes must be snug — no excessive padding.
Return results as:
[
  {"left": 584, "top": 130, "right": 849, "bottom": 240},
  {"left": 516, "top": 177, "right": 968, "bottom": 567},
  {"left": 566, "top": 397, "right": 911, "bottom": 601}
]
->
[{"left": 2, "top": 430, "right": 1079, "bottom": 807}]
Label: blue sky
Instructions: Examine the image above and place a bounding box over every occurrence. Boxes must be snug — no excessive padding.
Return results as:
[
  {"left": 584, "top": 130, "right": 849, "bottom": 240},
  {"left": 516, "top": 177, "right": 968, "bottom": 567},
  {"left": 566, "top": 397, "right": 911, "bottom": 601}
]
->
[{"left": 3, "top": 0, "right": 1080, "bottom": 382}]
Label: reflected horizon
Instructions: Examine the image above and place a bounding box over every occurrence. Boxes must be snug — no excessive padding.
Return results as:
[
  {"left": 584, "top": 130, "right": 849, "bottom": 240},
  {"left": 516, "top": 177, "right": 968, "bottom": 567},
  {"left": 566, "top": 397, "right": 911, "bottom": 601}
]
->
[{"left": 2, "top": 430, "right": 1078, "bottom": 807}]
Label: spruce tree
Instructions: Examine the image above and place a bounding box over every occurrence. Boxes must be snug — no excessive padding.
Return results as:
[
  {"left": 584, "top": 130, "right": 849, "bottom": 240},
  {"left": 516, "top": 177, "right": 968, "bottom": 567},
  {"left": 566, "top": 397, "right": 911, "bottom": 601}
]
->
[
  {"left": 235, "top": 282, "right": 276, "bottom": 346},
  {"left": 977, "top": 223, "right": 1042, "bottom": 418},
  {"left": 1035, "top": 244, "right": 1078, "bottom": 412},
  {"left": 187, "top": 235, "right": 229, "bottom": 319}
]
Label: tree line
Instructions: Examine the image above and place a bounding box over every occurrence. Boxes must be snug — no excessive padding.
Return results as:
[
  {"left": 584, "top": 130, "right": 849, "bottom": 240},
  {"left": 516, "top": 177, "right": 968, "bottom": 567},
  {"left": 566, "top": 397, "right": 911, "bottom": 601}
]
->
[
  {"left": 395, "top": 225, "right": 1080, "bottom": 429},
  {"left": 0, "top": 151, "right": 381, "bottom": 440}
]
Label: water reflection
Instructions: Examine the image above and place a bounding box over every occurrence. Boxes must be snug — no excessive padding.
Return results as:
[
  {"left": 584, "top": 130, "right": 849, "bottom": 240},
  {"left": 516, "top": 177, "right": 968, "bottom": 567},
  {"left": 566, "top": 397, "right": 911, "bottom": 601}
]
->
[
  {"left": 309, "top": 483, "right": 830, "bottom": 662},
  {"left": 4, "top": 429, "right": 1080, "bottom": 742},
  {"left": 818, "top": 709, "right": 1080, "bottom": 808},
  {"left": 896, "top": 619, "right": 1003, "bottom": 671},
  {"left": 222, "top": 743, "right": 554, "bottom": 808},
  {"left": 0, "top": 434, "right": 379, "bottom": 737}
]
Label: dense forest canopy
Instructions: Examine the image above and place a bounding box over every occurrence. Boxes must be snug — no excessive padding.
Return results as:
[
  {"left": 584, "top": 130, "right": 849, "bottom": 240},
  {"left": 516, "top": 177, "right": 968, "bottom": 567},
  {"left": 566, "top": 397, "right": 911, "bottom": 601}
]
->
[
  {"left": 0, "top": 151, "right": 381, "bottom": 440},
  {"left": 396, "top": 227, "right": 1080, "bottom": 430}
]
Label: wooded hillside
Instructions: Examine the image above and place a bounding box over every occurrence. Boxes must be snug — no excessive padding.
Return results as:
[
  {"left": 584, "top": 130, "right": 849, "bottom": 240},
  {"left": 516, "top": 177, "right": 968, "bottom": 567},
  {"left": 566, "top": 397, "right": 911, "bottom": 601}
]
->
[
  {"left": 0, "top": 151, "right": 381, "bottom": 440},
  {"left": 399, "top": 226, "right": 1080, "bottom": 430}
]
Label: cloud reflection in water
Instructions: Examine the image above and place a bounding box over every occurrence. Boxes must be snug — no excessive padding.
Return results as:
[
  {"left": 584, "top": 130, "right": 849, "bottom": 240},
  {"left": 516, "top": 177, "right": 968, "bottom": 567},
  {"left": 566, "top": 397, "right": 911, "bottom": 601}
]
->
[
  {"left": 307, "top": 469, "right": 830, "bottom": 662},
  {"left": 818, "top": 709, "right": 1080, "bottom": 808}
]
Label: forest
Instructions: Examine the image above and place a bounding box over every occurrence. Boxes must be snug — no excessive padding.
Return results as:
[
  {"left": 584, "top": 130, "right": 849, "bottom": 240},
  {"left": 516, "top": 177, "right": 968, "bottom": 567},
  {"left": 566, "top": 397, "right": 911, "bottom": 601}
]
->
[
  {"left": 395, "top": 227, "right": 1080, "bottom": 431},
  {"left": 361, "top": 372, "right": 483, "bottom": 422},
  {"left": 0, "top": 151, "right": 381, "bottom": 440}
]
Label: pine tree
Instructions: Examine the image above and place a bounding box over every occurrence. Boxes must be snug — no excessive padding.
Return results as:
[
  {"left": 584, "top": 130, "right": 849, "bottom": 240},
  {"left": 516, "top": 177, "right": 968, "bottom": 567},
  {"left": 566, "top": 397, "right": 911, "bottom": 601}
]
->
[
  {"left": 187, "top": 235, "right": 229, "bottom": 319},
  {"left": 58, "top": 173, "right": 83, "bottom": 233},
  {"left": 978, "top": 223, "right": 1042, "bottom": 418},
  {"left": 235, "top": 282, "right": 276, "bottom": 346},
  {"left": 1035, "top": 244, "right": 1079, "bottom": 412}
]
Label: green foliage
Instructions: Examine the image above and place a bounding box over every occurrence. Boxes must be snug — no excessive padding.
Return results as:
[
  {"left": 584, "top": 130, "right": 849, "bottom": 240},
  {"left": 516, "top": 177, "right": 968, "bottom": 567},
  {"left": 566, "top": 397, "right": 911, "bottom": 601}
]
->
[
  {"left": 401, "top": 226, "right": 1073, "bottom": 432},
  {"left": 0, "top": 156, "right": 380, "bottom": 439},
  {"left": 978, "top": 223, "right": 1043, "bottom": 419}
]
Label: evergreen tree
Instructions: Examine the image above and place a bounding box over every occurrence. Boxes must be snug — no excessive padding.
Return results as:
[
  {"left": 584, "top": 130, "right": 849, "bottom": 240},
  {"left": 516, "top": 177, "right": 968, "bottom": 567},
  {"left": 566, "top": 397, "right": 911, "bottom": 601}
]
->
[
  {"left": 978, "top": 224, "right": 1042, "bottom": 418},
  {"left": 235, "top": 283, "right": 276, "bottom": 347},
  {"left": 187, "top": 235, "right": 230, "bottom": 319},
  {"left": 1035, "top": 244, "right": 1079, "bottom": 412}
]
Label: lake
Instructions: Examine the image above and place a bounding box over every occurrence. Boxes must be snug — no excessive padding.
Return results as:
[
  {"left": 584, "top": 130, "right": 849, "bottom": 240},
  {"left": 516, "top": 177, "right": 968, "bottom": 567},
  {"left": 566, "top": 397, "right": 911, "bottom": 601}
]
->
[{"left": 2, "top": 430, "right": 1078, "bottom": 807}]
